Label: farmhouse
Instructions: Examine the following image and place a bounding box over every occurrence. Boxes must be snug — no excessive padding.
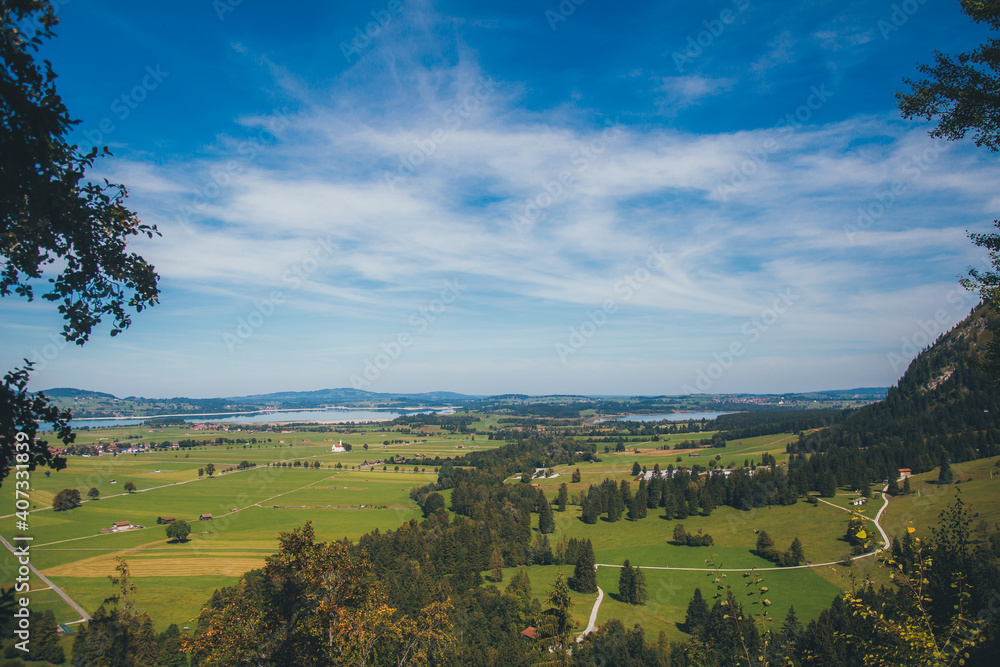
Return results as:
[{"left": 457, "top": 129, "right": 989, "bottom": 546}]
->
[
  {"left": 898, "top": 468, "right": 913, "bottom": 480},
  {"left": 200, "top": 514, "right": 213, "bottom": 521},
  {"left": 111, "top": 521, "right": 131, "bottom": 532}
]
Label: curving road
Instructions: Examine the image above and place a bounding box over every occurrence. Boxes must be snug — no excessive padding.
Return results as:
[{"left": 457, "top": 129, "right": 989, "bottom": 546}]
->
[
  {"left": 577, "top": 489, "right": 892, "bottom": 640},
  {"left": 576, "top": 585, "right": 604, "bottom": 642}
]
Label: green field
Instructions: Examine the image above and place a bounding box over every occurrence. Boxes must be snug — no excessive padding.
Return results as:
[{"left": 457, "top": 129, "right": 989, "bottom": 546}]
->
[
  {"left": 1, "top": 423, "right": 485, "bottom": 631},
  {"left": 10, "top": 421, "right": 993, "bottom": 647}
]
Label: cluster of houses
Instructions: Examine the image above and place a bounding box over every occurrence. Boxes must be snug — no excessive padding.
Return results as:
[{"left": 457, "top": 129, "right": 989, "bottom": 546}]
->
[{"left": 635, "top": 466, "right": 761, "bottom": 481}]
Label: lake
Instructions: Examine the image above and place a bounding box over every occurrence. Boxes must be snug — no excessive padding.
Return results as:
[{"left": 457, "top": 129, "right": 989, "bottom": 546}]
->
[
  {"left": 597, "top": 411, "right": 738, "bottom": 423},
  {"left": 65, "top": 407, "right": 447, "bottom": 429}
]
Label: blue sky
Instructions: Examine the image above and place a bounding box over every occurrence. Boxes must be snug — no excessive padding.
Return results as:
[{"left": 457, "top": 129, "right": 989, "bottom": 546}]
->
[{"left": 3, "top": 0, "right": 998, "bottom": 398}]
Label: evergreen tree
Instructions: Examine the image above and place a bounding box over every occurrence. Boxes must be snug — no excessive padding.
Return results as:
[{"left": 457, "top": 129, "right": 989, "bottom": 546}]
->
[
  {"left": 673, "top": 523, "right": 689, "bottom": 545},
  {"left": 938, "top": 454, "right": 954, "bottom": 484},
  {"left": 627, "top": 495, "right": 643, "bottom": 522},
  {"left": 556, "top": 482, "right": 568, "bottom": 511},
  {"left": 547, "top": 572, "right": 574, "bottom": 646},
  {"left": 619, "top": 479, "right": 632, "bottom": 505},
  {"left": 505, "top": 569, "right": 532, "bottom": 599},
  {"left": 631, "top": 461, "right": 641, "bottom": 476},
  {"left": 634, "top": 478, "right": 649, "bottom": 519},
  {"left": 887, "top": 477, "right": 901, "bottom": 496},
  {"left": 821, "top": 472, "right": 838, "bottom": 497},
  {"left": 662, "top": 487, "right": 678, "bottom": 520},
  {"left": 155, "top": 623, "right": 187, "bottom": 667},
  {"left": 581, "top": 488, "right": 600, "bottom": 524},
  {"left": 618, "top": 559, "right": 635, "bottom": 603},
  {"left": 570, "top": 539, "right": 597, "bottom": 593},
  {"left": 756, "top": 531, "right": 775, "bottom": 558},
  {"left": 684, "top": 588, "right": 709, "bottom": 633},
  {"left": 607, "top": 489, "right": 623, "bottom": 522},
  {"left": 631, "top": 566, "right": 647, "bottom": 605},
  {"left": 787, "top": 537, "right": 805, "bottom": 566},
  {"left": 538, "top": 495, "right": 555, "bottom": 533},
  {"left": 29, "top": 609, "right": 64, "bottom": 664},
  {"left": 490, "top": 548, "right": 505, "bottom": 582},
  {"left": 572, "top": 468, "right": 581, "bottom": 483},
  {"left": 903, "top": 476, "right": 912, "bottom": 495}
]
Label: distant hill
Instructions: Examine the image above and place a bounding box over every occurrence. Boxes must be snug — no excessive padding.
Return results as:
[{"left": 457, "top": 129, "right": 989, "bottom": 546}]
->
[
  {"left": 792, "top": 303, "right": 1000, "bottom": 476},
  {"left": 37, "top": 387, "right": 117, "bottom": 399},
  {"left": 36, "top": 386, "right": 886, "bottom": 420}
]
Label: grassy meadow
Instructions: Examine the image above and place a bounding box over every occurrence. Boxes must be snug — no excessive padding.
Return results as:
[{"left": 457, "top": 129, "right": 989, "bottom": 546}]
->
[
  {"left": 8, "top": 418, "right": 992, "bottom": 647},
  {"left": 1, "top": 422, "right": 484, "bottom": 631}
]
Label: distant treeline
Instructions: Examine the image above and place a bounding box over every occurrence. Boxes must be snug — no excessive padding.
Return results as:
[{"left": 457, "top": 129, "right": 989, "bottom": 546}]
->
[{"left": 714, "top": 408, "right": 847, "bottom": 440}]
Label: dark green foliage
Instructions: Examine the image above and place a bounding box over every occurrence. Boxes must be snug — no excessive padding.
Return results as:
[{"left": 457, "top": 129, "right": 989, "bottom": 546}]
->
[
  {"left": 617, "top": 560, "right": 647, "bottom": 606},
  {"left": 573, "top": 619, "right": 669, "bottom": 667},
  {"left": 52, "top": 488, "right": 81, "bottom": 511},
  {"left": 684, "top": 588, "right": 709, "bottom": 633},
  {"left": 155, "top": 624, "right": 187, "bottom": 667},
  {"left": 672, "top": 523, "right": 714, "bottom": 547},
  {"left": 166, "top": 519, "right": 191, "bottom": 543},
  {"left": 1, "top": 0, "right": 160, "bottom": 484},
  {"left": 570, "top": 539, "right": 597, "bottom": 593},
  {"left": 538, "top": 493, "right": 555, "bottom": 533},
  {"left": 504, "top": 569, "right": 532, "bottom": 599},
  {"left": 896, "top": 0, "right": 1000, "bottom": 152},
  {"left": 572, "top": 468, "right": 581, "bottom": 483},
  {"left": 73, "top": 603, "right": 157, "bottom": 667},
  {"left": 786, "top": 537, "right": 805, "bottom": 566},
  {"left": 28, "top": 609, "right": 64, "bottom": 664},
  {"left": 938, "top": 454, "right": 954, "bottom": 484},
  {"left": 556, "top": 482, "right": 568, "bottom": 511},
  {"left": 422, "top": 490, "right": 445, "bottom": 517}
]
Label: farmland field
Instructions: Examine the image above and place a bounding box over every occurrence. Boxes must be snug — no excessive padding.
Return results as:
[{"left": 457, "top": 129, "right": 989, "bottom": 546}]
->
[
  {"left": 6, "top": 419, "right": 985, "bottom": 647},
  {"left": 0, "top": 421, "right": 489, "bottom": 631}
]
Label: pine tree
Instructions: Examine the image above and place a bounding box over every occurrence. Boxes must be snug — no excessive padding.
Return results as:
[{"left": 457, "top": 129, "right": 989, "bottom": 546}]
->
[
  {"left": 887, "top": 477, "right": 901, "bottom": 496},
  {"left": 572, "top": 468, "right": 581, "bottom": 483},
  {"left": 618, "top": 559, "right": 635, "bottom": 603},
  {"left": 619, "top": 479, "right": 633, "bottom": 506},
  {"left": 490, "top": 548, "right": 505, "bottom": 582},
  {"left": 547, "top": 572, "right": 574, "bottom": 645},
  {"left": 634, "top": 478, "right": 648, "bottom": 519},
  {"left": 155, "top": 623, "right": 187, "bottom": 667},
  {"left": 539, "top": 496, "right": 555, "bottom": 533},
  {"left": 581, "top": 488, "right": 600, "bottom": 524},
  {"left": 29, "top": 609, "right": 64, "bottom": 664},
  {"left": 556, "top": 482, "right": 568, "bottom": 511},
  {"left": 607, "top": 489, "right": 623, "bottom": 522},
  {"left": 756, "top": 531, "right": 775, "bottom": 558},
  {"left": 632, "top": 566, "right": 647, "bottom": 605},
  {"left": 631, "top": 461, "right": 641, "bottom": 476},
  {"left": 506, "top": 569, "right": 532, "bottom": 599},
  {"left": 787, "top": 537, "right": 805, "bottom": 566},
  {"left": 684, "top": 588, "right": 709, "bottom": 632},
  {"left": 938, "top": 454, "right": 954, "bottom": 484},
  {"left": 662, "top": 487, "right": 677, "bottom": 520},
  {"left": 903, "top": 476, "right": 912, "bottom": 495},
  {"left": 571, "top": 539, "right": 597, "bottom": 593}
]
